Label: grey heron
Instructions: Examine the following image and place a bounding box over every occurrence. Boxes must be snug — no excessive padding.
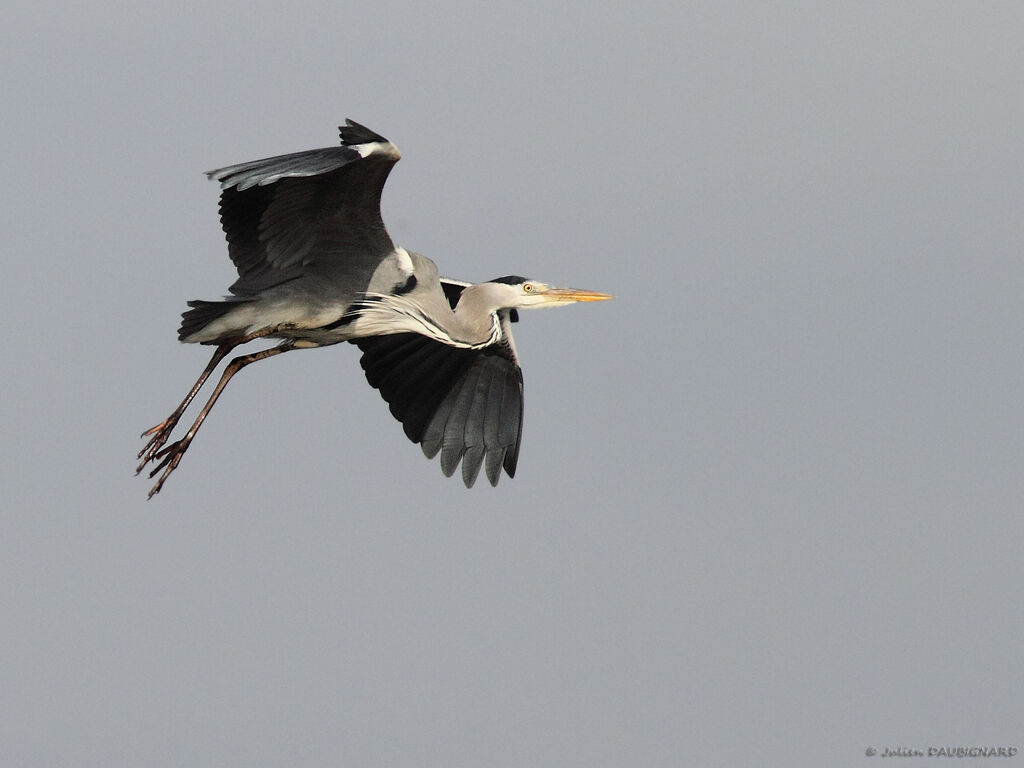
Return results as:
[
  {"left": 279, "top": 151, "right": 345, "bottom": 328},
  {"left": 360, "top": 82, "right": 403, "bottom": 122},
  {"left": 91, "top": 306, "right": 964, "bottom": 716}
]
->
[{"left": 137, "top": 120, "right": 612, "bottom": 497}]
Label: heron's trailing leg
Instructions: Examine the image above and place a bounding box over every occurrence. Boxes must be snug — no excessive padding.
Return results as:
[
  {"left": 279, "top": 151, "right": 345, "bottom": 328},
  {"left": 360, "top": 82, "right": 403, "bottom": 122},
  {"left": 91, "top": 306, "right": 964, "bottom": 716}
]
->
[
  {"left": 137, "top": 330, "right": 276, "bottom": 474},
  {"left": 146, "top": 341, "right": 296, "bottom": 498},
  {"left": 136, "top": 343, "right": 235, "bottom": 472}
]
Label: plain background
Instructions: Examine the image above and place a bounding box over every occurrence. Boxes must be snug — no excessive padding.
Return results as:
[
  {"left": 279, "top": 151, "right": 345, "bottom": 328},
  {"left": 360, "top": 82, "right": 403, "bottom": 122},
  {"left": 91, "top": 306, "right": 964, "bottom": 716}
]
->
[{"left": 2, "top": 2, "right": 1021, "bottom": 766}]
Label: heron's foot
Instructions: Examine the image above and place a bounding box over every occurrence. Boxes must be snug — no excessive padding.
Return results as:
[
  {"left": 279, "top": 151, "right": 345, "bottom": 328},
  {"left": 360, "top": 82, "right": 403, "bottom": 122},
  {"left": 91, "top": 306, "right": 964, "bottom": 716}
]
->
[
  {"left": 136, "top": 417, "right": 179, "bottom": 473},
  {"left": 145, "top": 438, "right": 191, "bottom": 498}
]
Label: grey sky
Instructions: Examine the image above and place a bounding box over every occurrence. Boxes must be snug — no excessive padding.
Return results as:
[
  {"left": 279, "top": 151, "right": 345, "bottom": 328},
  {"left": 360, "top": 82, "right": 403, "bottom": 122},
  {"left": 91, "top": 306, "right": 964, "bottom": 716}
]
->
[{"left": 2, "top": 1, "right": 1021, "bottom": 766}]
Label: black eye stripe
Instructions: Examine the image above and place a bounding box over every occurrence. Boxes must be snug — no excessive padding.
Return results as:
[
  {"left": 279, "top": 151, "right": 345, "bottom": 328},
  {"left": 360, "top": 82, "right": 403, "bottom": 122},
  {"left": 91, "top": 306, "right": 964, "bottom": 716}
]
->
[{"left": 490, "top": 275, "right": 530, "bottom": 286}]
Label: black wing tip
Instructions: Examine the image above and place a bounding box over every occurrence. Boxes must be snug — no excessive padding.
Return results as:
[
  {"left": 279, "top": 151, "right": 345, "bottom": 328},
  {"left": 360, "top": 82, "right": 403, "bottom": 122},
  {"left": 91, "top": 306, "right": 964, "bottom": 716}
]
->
[{"left": 339, "top": 119, "right": 389, "bottom": 146}]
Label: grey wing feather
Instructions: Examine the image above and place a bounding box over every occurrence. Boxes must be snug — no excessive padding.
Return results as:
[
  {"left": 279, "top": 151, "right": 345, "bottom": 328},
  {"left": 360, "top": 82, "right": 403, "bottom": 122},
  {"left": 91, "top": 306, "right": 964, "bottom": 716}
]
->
[
  {"left": 459, "top": 367, "right": 493, "bottom": 486},
  {"left": 207, "top": 146, "right": 364, "bottom": 191},
  {"left": 439, "top": 362, "right": 484, "bottom": 479}
]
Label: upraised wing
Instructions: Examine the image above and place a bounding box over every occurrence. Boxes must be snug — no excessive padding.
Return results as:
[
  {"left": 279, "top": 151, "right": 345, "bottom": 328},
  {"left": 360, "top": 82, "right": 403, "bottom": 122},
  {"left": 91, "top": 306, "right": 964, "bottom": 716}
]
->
[{"left": 206, "top": 120, "right": 401, "bottom": 297}]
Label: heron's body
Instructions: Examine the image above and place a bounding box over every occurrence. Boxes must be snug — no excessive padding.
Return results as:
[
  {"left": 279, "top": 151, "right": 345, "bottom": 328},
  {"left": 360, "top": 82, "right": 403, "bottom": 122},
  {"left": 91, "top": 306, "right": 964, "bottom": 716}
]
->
[
  {"left": 137, "top": 121, "right": 611, "bottom": 496},
  {"left": 183, "top": 250, "right": 504, "bottom": 349}
]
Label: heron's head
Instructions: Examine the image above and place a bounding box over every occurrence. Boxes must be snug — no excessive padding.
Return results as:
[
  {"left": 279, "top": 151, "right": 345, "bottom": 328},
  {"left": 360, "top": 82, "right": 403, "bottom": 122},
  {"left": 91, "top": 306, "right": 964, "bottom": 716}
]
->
[{"left": 484, "top": 275, "right": 614, "bottom": 311}]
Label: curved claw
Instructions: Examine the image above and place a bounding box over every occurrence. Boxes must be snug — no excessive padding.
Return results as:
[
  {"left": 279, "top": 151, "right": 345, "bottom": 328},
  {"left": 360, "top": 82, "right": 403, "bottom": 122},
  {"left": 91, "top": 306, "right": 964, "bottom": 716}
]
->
[
  {"left": 146, "top": 439, "right": 188, "bottom": 498},
  {"left": 136, "top": 418, "right": 178, "bottom": 474}
]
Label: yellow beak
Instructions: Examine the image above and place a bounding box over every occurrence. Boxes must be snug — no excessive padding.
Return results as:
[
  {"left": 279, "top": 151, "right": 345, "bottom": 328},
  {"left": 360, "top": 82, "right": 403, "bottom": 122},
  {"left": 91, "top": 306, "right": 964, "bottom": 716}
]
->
[{"left": 540, "top": 287, "right": 615, "bottom": 303}]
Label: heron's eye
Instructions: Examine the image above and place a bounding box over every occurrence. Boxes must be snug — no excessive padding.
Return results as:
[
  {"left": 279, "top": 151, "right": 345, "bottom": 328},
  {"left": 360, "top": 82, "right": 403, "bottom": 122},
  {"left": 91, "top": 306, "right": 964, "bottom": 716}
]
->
[{"left": 523, "top": 283, "right": 534, "bottom": 293}]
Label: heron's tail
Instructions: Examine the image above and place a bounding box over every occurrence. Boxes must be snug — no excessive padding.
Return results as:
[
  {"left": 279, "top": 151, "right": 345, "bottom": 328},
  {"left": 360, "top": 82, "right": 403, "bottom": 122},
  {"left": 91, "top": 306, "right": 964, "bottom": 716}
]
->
[{"left": 178, "top": 299, "right": 246, "bottom": 343}]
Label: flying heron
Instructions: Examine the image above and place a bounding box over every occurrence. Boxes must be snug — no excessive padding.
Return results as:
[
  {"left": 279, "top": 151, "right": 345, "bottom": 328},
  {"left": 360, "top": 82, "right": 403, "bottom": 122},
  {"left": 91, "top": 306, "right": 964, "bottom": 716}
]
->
[{"left": 137, "top": 120, "right": 612, "bottom": 497}]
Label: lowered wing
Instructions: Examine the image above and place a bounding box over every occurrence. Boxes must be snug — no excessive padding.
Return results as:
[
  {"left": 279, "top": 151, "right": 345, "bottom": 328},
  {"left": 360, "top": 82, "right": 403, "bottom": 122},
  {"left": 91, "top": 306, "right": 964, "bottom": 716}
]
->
[{"left": 352, "top": 300, "right": 523, "bottom": 488}]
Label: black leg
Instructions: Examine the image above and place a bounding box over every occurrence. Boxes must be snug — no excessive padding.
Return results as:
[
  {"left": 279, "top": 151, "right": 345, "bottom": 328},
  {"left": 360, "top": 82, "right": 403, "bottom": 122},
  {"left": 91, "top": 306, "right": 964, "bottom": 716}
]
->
[
  {"left": 146, "top": 342, "right": 295, "bottom": 498},
  {"left": 137, "top": 343, "right": 235, "bottom": 472},
  {"left": 137, "top": 330, "right": 280, "bottom": 474}
]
